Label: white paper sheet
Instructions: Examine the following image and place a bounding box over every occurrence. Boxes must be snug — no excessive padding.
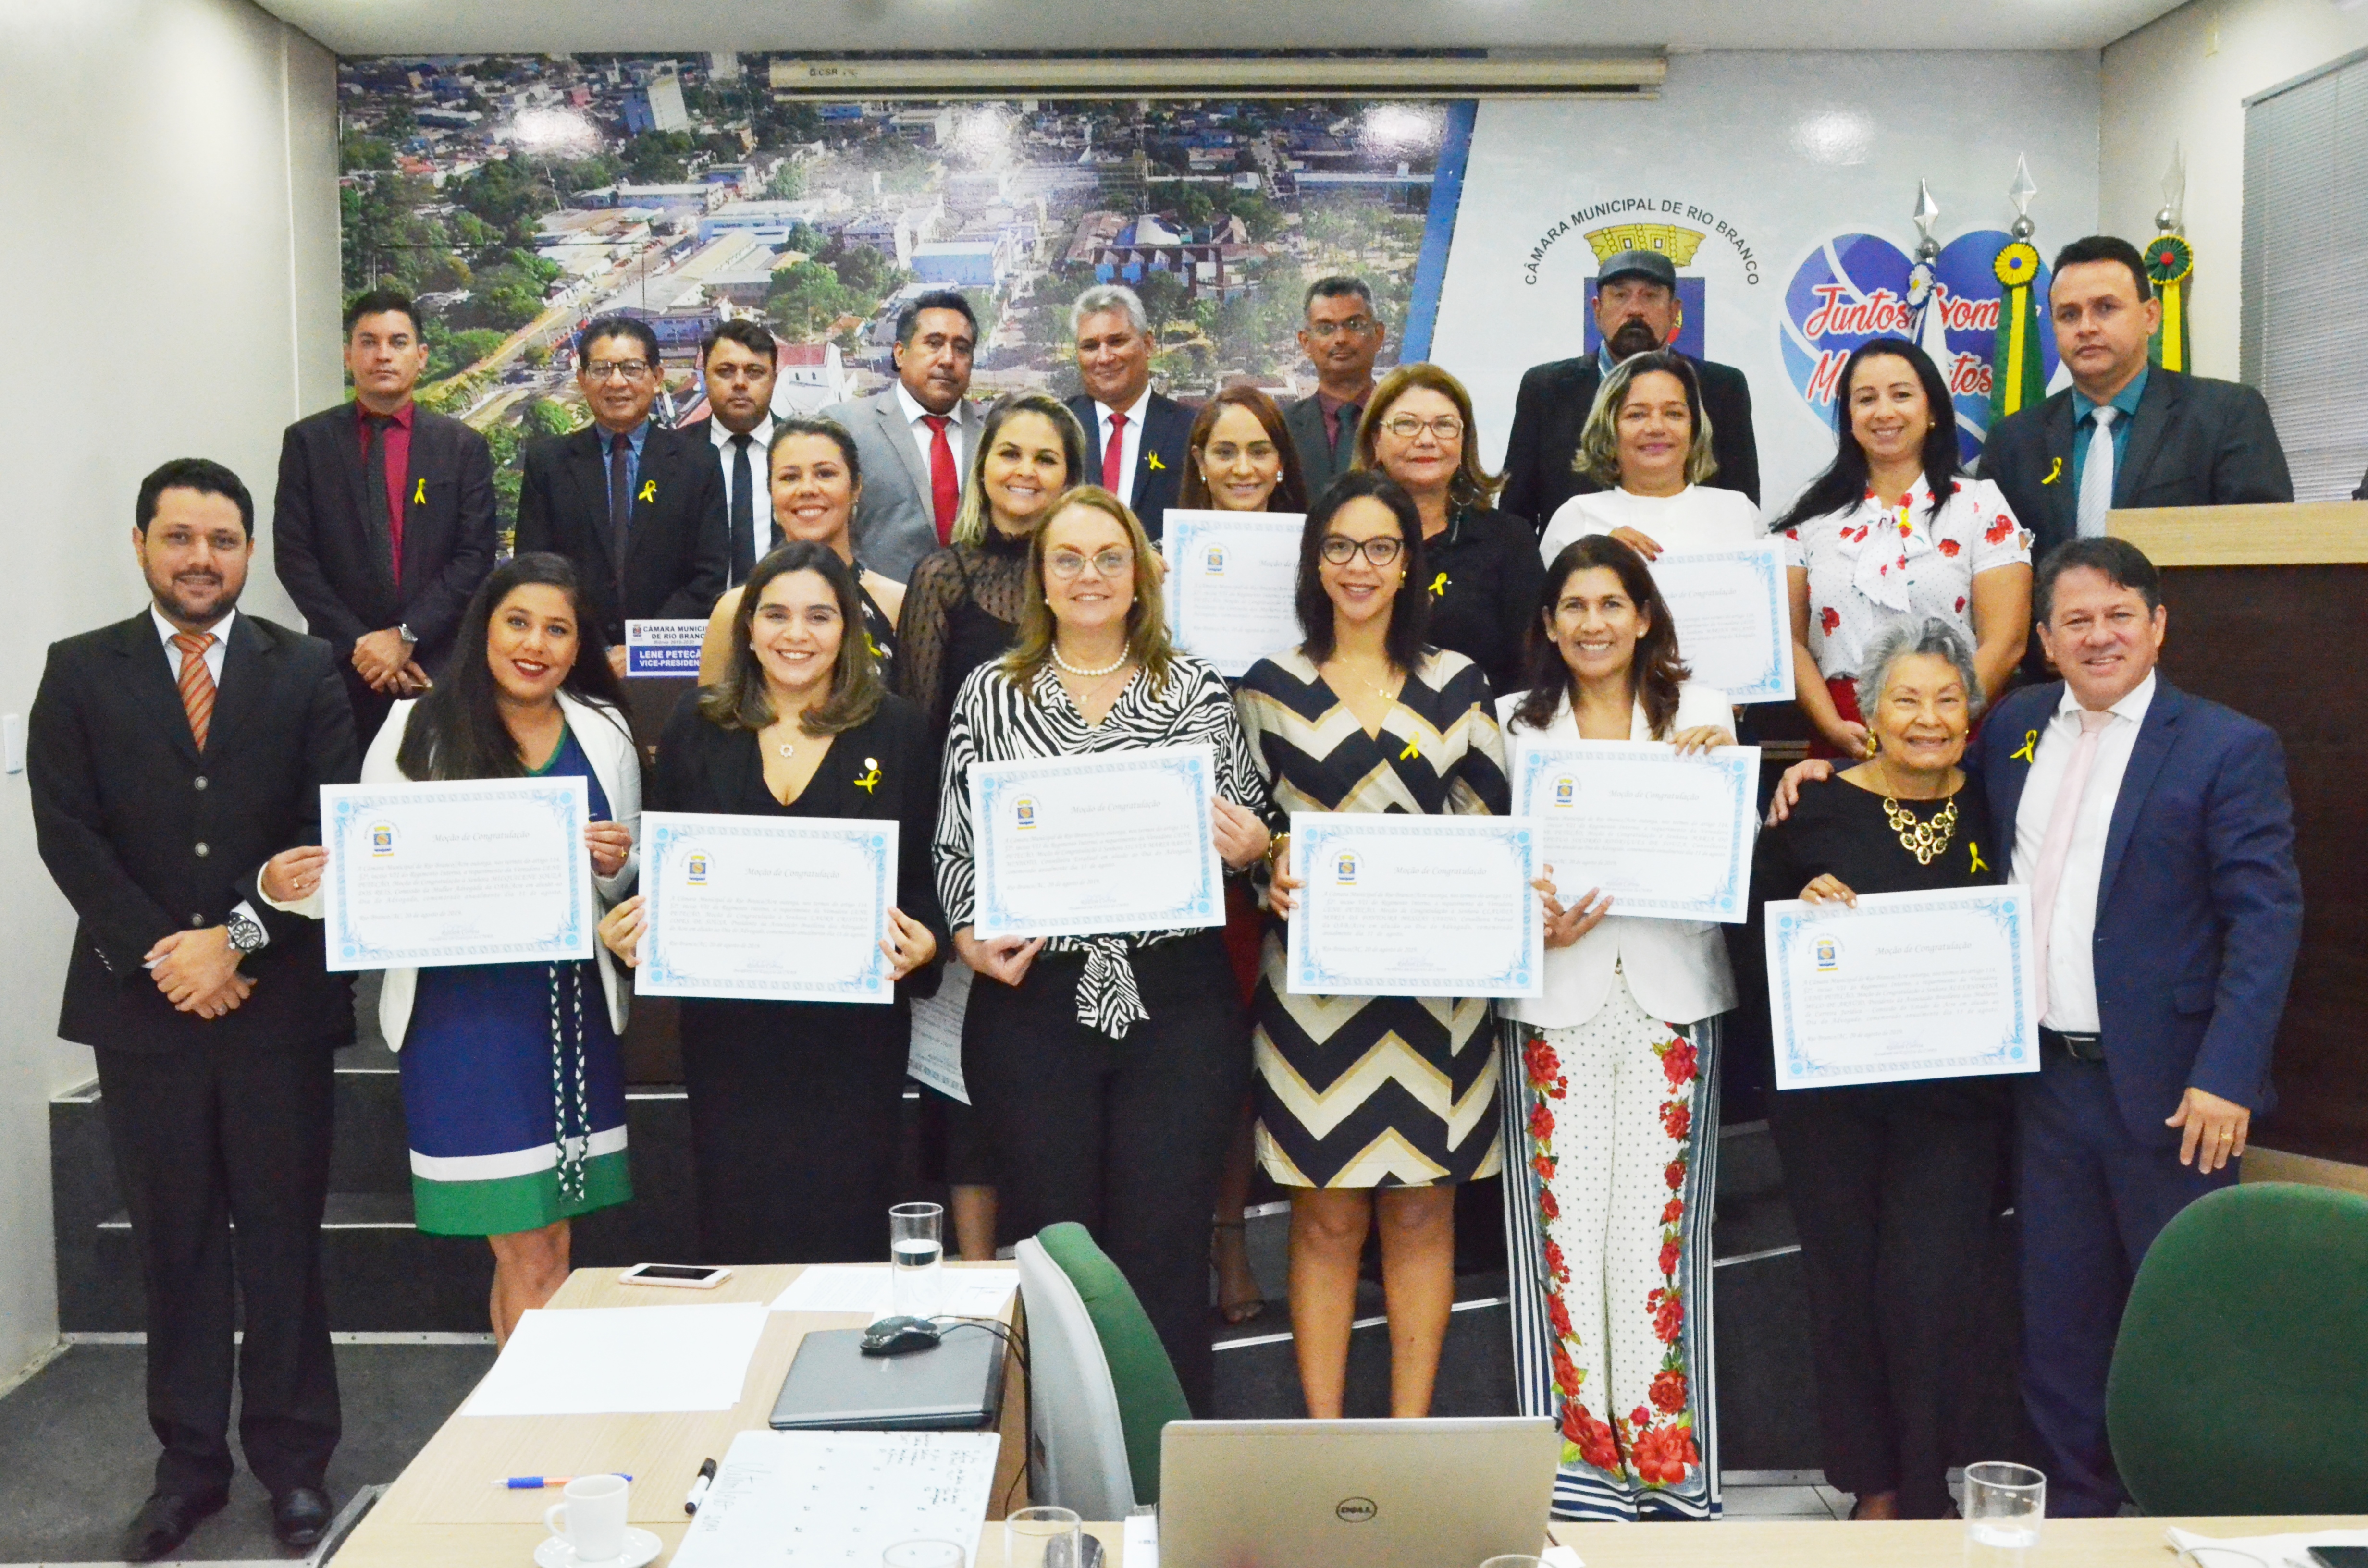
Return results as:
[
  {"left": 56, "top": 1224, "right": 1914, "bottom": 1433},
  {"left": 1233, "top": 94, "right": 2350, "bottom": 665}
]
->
[
  {"left": 671, "top": 1428, "right": 1001, "bottom": 1568},
  {"left": 460, "top": 1302, "right": 767, "bottom": 1416},
  {"left": 1125, "top": 1509, "right": 1161, "bottom": 1567},
  {"left": 767, "top": 1264, "right": 1020, "bottom": 1322},
  {"left": 907, "top": 961, "right": 973, "bottom": 1105},
  {"left": 2163, "top": 1526, "right": 2368, "bottom": 1567}
]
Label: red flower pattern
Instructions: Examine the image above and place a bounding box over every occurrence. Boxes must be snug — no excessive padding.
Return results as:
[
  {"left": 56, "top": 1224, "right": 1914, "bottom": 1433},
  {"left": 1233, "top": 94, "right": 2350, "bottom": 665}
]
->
[
  {"left": 1653, "top": 1292, "right": 1685, "bottom": 1344},
  {"left": 1630, "top": 1422, "right": 1699, "bottom": 1485},
  {"left": 1546, "top": 1291, "right": 1574, "bottom": 1340},
  {"left": 1538, "top": 1185, "right": 1560, "bottom": 1221},
  {"left": 1662, "top": 1197, "right": 1684, "bottom": 1225},
  {"left": 1528, "top": 1101, "right": 1555, "bottom": 1141},
  {"left": 1938, "top": 537, "right": 1962, "bottom": 557},
  {"left": 1563, "top": 1399, "right": 1622, "bottom": 1473},
  {"left": 1544, "top": 1239, "right": 1571, "bottom": 1284},
  {"left": 1956, "top": 595, "right": 1968, "bottom": 612},
  {"left": 1661, "top": 1038, "right": 1697, "bottom": 1088},
  {"left": 1552, "top": 1342, "right": 1582, "bottom": 1396},
  {"left": 1650, "top": 1369, "right": 1688, "bottom": 1414},
  {"left": 1819, "top": 605, "right": 1841, "bottom": 635},
  {"left": 1659, "top": 1238, "right": 1682, "bottom": 1278},
  {"left": 1659, "top": 1100, "right": 1691, "bottom": 1141},
  {"left": 1985, "top": 514, "right": 2015, "bottom": 544},
  {"left": 1664, "top": 1157, "right": 1686, "bottom": 1191}
]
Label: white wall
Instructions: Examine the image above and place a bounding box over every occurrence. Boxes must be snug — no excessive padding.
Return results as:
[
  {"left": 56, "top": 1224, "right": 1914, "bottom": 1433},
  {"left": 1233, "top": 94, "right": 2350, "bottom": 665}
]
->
[
  {"left": 2102, "top": 0, "right": 2368, "bottom": 379},
  {"left": 0, "top": 0, "right": 341, "bottom": 1373}
]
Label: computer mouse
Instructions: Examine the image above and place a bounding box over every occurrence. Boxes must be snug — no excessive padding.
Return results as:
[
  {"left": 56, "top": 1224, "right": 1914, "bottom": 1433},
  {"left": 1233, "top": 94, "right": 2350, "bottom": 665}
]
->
[{"left": 859, "top": 1315, "right": 943, "bottom": 1357}]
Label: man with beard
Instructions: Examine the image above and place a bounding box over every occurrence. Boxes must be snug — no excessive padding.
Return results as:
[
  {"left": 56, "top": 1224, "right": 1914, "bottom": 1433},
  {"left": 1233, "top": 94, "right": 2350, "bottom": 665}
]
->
[
  {"left": 1501, "top": 249, "right": 1761, "bottom": 527},
  {"left": 1283, "top": 276, "right": 1388, "bottom": 491},
  {"left": 1065, "top": 283, "right": 1193, "bottom": 541},
  {"left": 29, "top": 459, "right": 356, "bottom": 1558},
  {"left": 681, "top": 318, "right": 783, "bottom": 590},
  {"left": 821, "top": 290, "right": 983, "bottom": 581}
]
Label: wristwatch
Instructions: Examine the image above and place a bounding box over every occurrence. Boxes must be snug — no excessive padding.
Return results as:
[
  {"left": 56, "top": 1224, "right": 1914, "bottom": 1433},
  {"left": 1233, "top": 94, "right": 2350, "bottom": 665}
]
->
[{"left": 225, "top": 910, "right": 267, "bottom": 955}]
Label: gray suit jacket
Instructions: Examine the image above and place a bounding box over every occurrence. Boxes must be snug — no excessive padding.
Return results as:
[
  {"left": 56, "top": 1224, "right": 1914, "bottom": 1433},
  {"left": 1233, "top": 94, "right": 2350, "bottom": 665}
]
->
[
  {"left": 820, "top": 387, "right": 985, "bottom": 582},
  {"left": 1283, "top": 392, "right": 1359, "bottom": 497}
]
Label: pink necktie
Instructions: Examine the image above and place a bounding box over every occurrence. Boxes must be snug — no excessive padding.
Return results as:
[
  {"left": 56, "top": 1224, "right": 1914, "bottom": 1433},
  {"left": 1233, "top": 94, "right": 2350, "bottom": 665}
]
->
[
  {"left": 1102, "top": 410, "right": 1128, "bottom": 496},
  {"left": 2029, "top": 708, "right": 2116, "bottom": 1020}
]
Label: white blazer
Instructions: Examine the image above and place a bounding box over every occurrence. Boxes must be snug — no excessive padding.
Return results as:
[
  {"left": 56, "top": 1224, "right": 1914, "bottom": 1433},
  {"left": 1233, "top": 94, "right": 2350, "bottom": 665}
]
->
[
  {"left": 1497, "top": 680, "right": 1740, "bottom": 1030},
  {"left": 360, "top": 691, "right": 641, "bottom": 1051}
]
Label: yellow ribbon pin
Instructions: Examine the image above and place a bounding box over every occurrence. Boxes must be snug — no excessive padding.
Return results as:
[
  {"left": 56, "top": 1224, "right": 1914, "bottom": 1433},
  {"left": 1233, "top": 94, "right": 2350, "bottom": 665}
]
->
[
  {"left": 854, "top": 756, "right": 881, "bottom": 794},
  {"left": 1968, "top": 840, "right": 1989, "bottom": 875},
  {"left": 865, "top": 634, "right": 884, "bottom": 659},
  {"left": 1428, "top": 572, "right": 1448, "bottom": 597},
  {"left": 412, "top": 478, "right": 427, "bottom": 505},
  {"left": 2011, "top": 729, "right": 2038, "bottom": 763},
  {"left": 2041, "top": 457, "right": 2064, "bottom": 486},
  {"left": 1399, "top": 737, "right": 1420, "bottom": 761},
  {"left": 1146, "top": 451, "right": 1165, "bottom": 472},
  {"left": 637, "top": 480, "right": 656, "bottom": 503}
]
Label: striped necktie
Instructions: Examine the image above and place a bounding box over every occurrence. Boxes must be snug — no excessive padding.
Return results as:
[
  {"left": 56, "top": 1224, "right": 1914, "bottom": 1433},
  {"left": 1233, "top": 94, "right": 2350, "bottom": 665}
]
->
[{"left": 172, "top": 631, "right": 217, "bottom": 751}]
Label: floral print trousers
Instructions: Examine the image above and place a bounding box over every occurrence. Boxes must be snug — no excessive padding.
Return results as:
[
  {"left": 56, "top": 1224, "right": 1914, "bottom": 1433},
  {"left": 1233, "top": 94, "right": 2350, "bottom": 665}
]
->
[{"left": 1502, "top": 974, "right": 1721, "bottom": 1520}]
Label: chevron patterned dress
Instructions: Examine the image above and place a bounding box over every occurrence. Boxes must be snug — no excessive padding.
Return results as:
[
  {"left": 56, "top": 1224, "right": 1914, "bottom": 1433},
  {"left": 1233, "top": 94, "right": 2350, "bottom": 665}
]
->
[{"left": 1236, "top": 647, "right": 1510, "bottom": 1188}]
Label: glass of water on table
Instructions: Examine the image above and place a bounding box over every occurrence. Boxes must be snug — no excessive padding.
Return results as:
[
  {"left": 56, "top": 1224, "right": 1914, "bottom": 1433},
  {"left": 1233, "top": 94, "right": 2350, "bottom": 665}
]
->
[
  {"left": 889, "top": 1201, "right": 945, "bottom": 1319},
  {"left": 1963, "top": 1461, "right": 2046, "bottom": 1566}
]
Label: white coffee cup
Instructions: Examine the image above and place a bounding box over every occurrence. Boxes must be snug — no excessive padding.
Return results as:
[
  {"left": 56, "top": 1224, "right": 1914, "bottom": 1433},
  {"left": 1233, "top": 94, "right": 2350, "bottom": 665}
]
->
[{"left": 543, "top": 1472, "right": 629, "bottom": 1564}]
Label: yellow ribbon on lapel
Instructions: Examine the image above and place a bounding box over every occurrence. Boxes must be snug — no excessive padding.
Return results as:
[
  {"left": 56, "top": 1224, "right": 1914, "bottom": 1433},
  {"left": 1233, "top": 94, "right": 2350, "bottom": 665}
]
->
[
  {"left": 412, "top": 477, "right": 427, "bottom": 505},
  {"left": 854, "top": 757, "right": 882, "bottom": 794},
  {"left": 1428, "top": 572, "right": 1448, "bottom": 597},
  {"left": 1968, "top": 840, "right": 1989, "bottom": 875},
  {"left": 2010, "top": 729, "right": 2038, "bottom": 763},
  {"left": 1146, "top": 451, "right": 1165, "bottom": 472},
  {"left": 2041, "top": 457, "right": 2063, "bottom": 486},
  {"left": 1398, "top": 736, "right": 1420, "bottom": 761},
  {"left": 637, "top": 480, "right": 657, "bottom": 503}
]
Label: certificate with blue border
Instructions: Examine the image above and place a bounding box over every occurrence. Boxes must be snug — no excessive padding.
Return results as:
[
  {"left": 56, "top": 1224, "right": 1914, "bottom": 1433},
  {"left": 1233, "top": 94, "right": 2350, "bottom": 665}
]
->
[
  {"left": 638, "top": 812, "right": 897, "bottom": 1004},
  {"left": 1161, "top": 509, "right": 1306, "bottom": 678},
  {"left": 1765, "top": 885, "right": 2039, "bottom": 1090},
  {"left": 1510, "top": 740, "right": 1759, "bottom": 924},
  {"left": 321, "top": 777, "right": 593, "bottom": 971},
  {"left": 1647, "top": 541, "right": 1793, "bottom": 704},
  {"left": 970, "top": 745, "right": 1224, "bottom": 939},
  {"left": 1285, "top": 813, "right": 1543, "bottom": 999}
]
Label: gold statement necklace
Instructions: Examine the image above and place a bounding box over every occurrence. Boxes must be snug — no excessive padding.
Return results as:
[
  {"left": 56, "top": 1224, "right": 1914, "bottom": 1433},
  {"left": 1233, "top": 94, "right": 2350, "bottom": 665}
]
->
[{"left": 1882, "top": 793, "right": 1959, "bottom": 865}]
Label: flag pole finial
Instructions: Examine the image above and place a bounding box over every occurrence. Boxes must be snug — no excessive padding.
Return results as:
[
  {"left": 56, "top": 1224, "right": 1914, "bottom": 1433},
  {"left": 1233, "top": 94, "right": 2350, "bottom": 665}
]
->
[{"left": 2007, "top": 154, "right": 2039, "bottom": 240}]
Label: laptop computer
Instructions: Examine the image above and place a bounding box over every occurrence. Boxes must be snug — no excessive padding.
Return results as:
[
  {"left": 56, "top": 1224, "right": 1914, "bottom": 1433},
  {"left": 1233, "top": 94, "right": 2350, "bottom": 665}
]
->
[
  {"left": 1159, "top": 1417, "right": 1560, "bottom": 1568},
  {"left": 767, "top": 1325, "right": 1006, "bottom": 1432}
]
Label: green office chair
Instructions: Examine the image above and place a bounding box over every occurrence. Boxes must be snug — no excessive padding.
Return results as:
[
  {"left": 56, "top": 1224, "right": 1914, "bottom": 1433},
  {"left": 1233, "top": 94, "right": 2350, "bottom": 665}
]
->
[
  {"left": 1024, "top": 1221, "right": 1192, "bottom": 1507},
  {"left": 2107, "top": 1181, "right": 2368, "bottom": 1514}
]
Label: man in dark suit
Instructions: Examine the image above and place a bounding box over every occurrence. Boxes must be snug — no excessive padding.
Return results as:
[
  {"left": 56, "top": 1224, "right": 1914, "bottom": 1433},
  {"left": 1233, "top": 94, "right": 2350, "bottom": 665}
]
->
[
  {"left": 272, "top": 288, "right": 496, "bottom": 744},
  {"left": 29, "top": 460, "right": 358, "bottom": 1559},
  {"left": 514, "top": 314, "right": 728, "bottom": 676},
  {"left": 1500, "top": 247, "right": 1760, "bottom": 527},
  {"left": 1283, "top": 276, "right": 1386, "bottom": 494},
  {"left": 1969, "top": 537, "right": 2301, "bottom": 1516},
  {"left": 676, "top": 318, "right": 781, "bottom": 591},
  {"left": 1982, "top": 234, "right": 2293, "bottom": 564},
  {"left": 1065, "top": 283, "right": 1192, "bottom": 541}
]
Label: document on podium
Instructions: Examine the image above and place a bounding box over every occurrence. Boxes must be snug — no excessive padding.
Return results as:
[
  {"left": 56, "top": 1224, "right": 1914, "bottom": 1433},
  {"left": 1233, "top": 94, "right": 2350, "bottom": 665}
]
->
[
  {"left": 1510, "top": 739, "right": 1760, "bottom": 923},
  {"left": 1647, "top": 540, "right": 1794, "bottom": 704},
  {"left": 637, "top": 811, "right": 897, "bottom": 1004},
  {"left": 1163, "top": 508, "right": 1306, "bottom": 678},
  {"left": 1286, "top": 813, "right": 1542, "bottom": 999},
  {"left": 320, "top": 776, "right": 593, "bottom": 971},
  {"left": 1765, "top": 885, "right": 2040, "bottom": 1090}
]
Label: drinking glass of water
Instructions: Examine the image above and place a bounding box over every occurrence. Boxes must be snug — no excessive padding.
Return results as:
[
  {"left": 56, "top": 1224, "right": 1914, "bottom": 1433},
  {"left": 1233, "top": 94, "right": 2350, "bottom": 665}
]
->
[
  {"left": 881, "top": 1541, "right": 964, "bottom": 1567},
  {"left": 1963, "top": 1461, "right": 2045, "bottom": 1566},
  {"left": 1006, "top": 1506, "right": 1084, "bottom": 1568},
  {"left": 889, "top": 1201, "right": 945, "bottom": 1319}
]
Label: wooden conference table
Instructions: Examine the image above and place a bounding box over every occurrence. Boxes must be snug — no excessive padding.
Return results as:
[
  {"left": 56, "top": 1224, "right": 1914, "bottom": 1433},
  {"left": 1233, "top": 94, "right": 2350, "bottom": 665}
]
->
[{"left": 334, "top": 1265, "right": 2361, "bottom": 1565}]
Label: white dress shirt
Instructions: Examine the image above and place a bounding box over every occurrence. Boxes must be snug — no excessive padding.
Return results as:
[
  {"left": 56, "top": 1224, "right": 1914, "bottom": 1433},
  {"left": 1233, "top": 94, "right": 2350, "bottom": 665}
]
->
[
  {"left": 895, "top": 381, "right": 967, "bottom": 482},
  {"left": 1538, "top": 484, "right": 1763, "bottom": 564},
  {"left": 708, "top": 414, "right": 775, "bottom": 588},
  {"left": 1092, "top": 386, "right": 1153, "bottom": 507},
  {"left": 2011, "top": 671, "right": 2157, "bottom": 1033},
  {"left": 1496, "top": 680, "right": 1740, "bottom": 1029},
  {"left": 151, "top": 604, "right": 270, "bottom": 947}
]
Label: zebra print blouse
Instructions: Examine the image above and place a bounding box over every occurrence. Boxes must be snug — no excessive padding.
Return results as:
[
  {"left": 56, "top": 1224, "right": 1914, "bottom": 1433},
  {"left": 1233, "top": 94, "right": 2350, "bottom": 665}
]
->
[{"left": 934, "top": 651, "right": 1271, "bottom": 1037}]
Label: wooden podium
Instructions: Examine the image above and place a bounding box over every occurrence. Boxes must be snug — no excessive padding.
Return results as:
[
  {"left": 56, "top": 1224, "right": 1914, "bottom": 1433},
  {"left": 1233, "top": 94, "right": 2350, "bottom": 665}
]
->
[{"left": 2109, "top": 502, "right": 2368, "bottom": 1167}]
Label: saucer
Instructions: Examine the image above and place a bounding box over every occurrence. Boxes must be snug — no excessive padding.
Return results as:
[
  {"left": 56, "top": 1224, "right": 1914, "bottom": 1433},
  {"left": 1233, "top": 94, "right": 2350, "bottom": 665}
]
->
[{"left": 534, "top": 1526, "right": 662, "bottom": 1568}]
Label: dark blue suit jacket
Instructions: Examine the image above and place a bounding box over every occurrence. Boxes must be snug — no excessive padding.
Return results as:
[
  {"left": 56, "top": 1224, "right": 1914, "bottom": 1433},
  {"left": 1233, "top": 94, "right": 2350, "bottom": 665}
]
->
[{"left": 1968, "top": 677, "right": 2302, "bottom": 1143}]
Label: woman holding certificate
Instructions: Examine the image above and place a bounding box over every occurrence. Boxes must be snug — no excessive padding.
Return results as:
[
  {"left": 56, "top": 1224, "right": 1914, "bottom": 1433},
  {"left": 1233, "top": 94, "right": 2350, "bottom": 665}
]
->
[
  {"left": 1354, "top": 364, "right": 1543, "bottom": 695},
  {"left": 1498, "top": 533, "right": 1737, "bottom": 1520},
  {"left": 364, "top": 554, "right": 639, "bottom": 1342},
  {"left": 1178, "top": 383, "right": 1311, "bottom": 1326},
  {"left": 1237, "top": 469, "right": 1509, "bottom": 1421},
  {"left": 896, "top": 392, "right": 1087, "bottom": 1262},
  {"left": 1753, "top": 617, "right": 2006, "bottom": 1521},
  {"left": 697, "top": 418, "right": 906, "bottom": 687},
  {"left": 935, "top": 485, "right": 1272, "bottom": 1410},
  {"left": 1535, "top": 351, "right": 1761, "bottom": 563},
  {"left": 601, "top": 542, "right": 943, "bottom": 1264},
  {"left": 1774, "top": 337, "right": 2031, "bottom": 760}
]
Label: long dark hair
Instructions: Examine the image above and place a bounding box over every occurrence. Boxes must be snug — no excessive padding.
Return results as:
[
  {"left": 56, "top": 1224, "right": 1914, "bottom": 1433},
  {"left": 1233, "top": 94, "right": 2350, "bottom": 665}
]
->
[
  {"left": 1513, "top": 535, "right": 1690, "bottom": 739},
  {"left": 698, "top": 541, "right": 884, "bottom": 734},
  {"left": 1178, "top": 385, "right": 1311, "bottom": 513},
  {"left": 395, "top": 553, "right": 627, "bottom": 781},
  {"left": 1295, "top": 468, "right": 1429, "bottom": 670},
  {"left": 1771, "top": 336, "right": 1961, "bottom": 533}
]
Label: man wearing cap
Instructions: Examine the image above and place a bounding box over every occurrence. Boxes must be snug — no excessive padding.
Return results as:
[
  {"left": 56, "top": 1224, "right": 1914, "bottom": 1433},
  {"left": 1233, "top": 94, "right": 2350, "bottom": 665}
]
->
[{"left": 1501, "top": 248, "right": 1761, "bottom": 527}]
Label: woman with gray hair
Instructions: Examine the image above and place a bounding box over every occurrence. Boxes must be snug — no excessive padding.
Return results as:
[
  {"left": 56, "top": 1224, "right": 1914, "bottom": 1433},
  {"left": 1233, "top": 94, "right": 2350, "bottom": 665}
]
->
[
  {"left": 1749, "top": 614, "right": 2008, "bottom": 1522},
  {"left": 1536, "top": 349, "right": 1761, "bottom": 564}
]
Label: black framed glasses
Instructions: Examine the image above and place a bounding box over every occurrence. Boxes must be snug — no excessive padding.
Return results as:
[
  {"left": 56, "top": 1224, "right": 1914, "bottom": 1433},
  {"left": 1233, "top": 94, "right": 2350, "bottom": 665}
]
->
[{"left": 1319, "top": 535, "right": 1405, "bottom": 567}]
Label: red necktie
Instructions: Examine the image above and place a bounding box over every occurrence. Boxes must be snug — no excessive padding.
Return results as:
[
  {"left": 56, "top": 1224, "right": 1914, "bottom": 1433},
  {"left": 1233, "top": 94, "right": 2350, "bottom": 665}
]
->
[
  {"left": 172, "top": 632, "right": 217, "bottom": 751},
  {"left": 1102, "top": 409, "right": 1128, "bottom": 497},
  {"left": 923, "top": 414, "right": 959, "bottom": 545}
]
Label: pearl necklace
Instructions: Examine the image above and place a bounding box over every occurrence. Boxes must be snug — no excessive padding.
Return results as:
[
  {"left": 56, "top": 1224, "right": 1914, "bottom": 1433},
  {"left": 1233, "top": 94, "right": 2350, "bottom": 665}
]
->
[{"left": 1052, "top": 645, "right": 1130, "bottom": 679}]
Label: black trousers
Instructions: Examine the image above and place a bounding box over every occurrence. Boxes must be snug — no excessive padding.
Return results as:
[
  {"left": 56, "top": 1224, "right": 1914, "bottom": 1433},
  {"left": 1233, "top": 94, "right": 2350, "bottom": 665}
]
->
[
  {"left": 678, "top": 1001, "right": 910, "bottom": 1265},
  {"left": 963, "top": 931, "right": 1249, "bottom": 1413},
  {"left": 1767, "top": 1077, "right": 2008, "bottom": 1517},
  {"left": 94, "top": 1042, "right": 339, "bottom": 1498}
]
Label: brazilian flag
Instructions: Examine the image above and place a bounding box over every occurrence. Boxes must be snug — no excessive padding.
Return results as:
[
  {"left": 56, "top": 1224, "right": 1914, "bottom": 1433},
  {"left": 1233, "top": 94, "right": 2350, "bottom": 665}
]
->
[
  {"left": 2147, "top": 234, "right": 2194, "bottom": 372},
  {"left": 1989, "top": 242, "right": 2047, "bottom": 425}
]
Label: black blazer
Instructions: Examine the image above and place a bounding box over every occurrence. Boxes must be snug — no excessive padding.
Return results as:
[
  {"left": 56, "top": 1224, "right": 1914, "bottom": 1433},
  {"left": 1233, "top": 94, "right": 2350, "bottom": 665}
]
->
[
  {"left": 271, "top": 402, "right": 497, "bottom": 675},
  {"left": 28, "top": 612, "right": 359, "bottom": 1054},
  {"left": 1283, "top": 392, "right": 1359, "bottom": 494},
  {"left": 1500, "top": 352, "right": 1761, "bottom": 525},
  {"left": 514, "top": 422, "right": 729, "bottom": 642},
  {"left": 1068, "top": 392, "right": 1194, "bottom": 541},
  {"left": 1980, "top": 366, "right": 2295, "bottom": 563}
]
